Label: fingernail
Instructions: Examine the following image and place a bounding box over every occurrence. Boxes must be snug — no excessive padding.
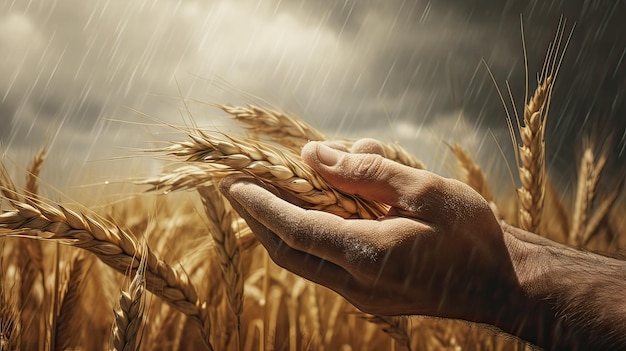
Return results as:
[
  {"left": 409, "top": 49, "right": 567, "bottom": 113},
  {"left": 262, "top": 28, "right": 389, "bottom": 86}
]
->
[{"left": 317, "top": 144, "right": 341, "bottom": 166}]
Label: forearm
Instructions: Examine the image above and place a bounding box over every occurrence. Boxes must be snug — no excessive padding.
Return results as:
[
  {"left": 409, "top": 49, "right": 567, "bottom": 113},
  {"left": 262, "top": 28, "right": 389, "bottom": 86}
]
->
[{"left": 498, "top": 224, "right": 626, "bottom": 350}]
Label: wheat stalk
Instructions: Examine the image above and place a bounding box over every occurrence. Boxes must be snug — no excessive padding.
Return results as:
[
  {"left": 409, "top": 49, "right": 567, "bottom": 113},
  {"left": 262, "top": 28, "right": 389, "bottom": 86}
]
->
[
  {"left": 198, "top": 184, "right": 243, "bottom": 350},
  {"left": 0, "top": 199, "right": 215, "bottom": 351},
  {"left": 111, "top": 243, "right": 147, "bottom": 351},
  {"left": 164, "top": 131, "right": 387, "bottom": 219}
]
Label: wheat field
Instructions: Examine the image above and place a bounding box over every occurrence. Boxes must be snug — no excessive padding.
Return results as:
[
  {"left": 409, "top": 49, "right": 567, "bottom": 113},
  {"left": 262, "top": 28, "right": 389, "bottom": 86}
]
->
[{"left": 1, "top": 30, "right": 625, "bottom": 351}]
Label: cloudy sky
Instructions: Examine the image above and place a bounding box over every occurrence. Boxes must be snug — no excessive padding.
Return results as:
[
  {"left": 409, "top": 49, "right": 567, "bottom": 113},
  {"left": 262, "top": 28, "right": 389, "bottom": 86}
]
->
[{"left": 1, "top": 0, "right": 624, "bottom": 197}]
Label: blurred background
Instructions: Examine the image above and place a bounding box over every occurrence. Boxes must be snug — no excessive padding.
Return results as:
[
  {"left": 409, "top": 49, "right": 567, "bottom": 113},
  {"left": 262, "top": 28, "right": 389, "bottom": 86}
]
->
[{"left": 1, "top": 0, "right": 624, "bottom": 198}]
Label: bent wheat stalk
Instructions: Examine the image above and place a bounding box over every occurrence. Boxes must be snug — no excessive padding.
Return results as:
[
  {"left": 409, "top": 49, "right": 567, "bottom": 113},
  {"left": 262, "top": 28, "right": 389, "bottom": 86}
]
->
[{"left": 0, "top": 199, "right": 214, "bottom": 351}]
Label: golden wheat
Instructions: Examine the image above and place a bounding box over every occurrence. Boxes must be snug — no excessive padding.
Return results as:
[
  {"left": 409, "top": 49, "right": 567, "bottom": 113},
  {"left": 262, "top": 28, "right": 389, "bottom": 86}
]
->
[
  {"left": 25, "top": 146, "right": 46, "bottom": 199},
  {"left": 0, "top": 197, "right": 215, "bottom": 351},
  {"left": 516, "top": 75, "right": 552, "bottom": 233},
  {"left": 2, "top": 26, "right": 625, "bottom": 350},
  {"left": 111, "top": 245, "right": 147, "bottom": 351},
  {"left": 449, "top": 143, "right": 494, "bottom": 203},
  {"left": 219, "top": 104, "right": 327, "bottom": 152},
  {"left": 570, "top": 148, "right": 607, "bottom": 246},
  {"left": 55, "top": 254, "right": 91, "bottom": 350},
  {"left": 162, "top": 131, "right": 387, "bottom": 219},
  {"left": 198, "top": 183, "right": 244, "bottom": 349}
]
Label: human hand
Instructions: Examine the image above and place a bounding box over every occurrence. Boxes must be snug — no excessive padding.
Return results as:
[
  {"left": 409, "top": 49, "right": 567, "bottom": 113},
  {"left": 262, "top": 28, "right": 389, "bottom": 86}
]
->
[{"left": 220, "top": 139, "right": 522, "bottom": 323}]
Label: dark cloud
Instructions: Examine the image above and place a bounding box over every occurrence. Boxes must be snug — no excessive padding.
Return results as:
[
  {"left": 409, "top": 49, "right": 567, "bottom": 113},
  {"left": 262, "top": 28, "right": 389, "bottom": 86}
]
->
[{"left": 0, "top": 0, "right": 623, "bottom": 184}]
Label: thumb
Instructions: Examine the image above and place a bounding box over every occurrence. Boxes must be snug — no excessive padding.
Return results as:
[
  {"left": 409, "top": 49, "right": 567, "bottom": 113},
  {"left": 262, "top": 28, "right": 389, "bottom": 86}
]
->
[{"left": 301, "top": 141, "right": 441, "bottom": 213}]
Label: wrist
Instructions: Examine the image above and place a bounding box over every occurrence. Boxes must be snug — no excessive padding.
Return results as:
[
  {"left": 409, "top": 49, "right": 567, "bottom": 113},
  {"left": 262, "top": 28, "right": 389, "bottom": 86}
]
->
[
  {"left": 494, "top": 223, "right": 626, "bottom": 350},
  {"left": 492, "top": 223, "right": 557, "bottom": 346}
]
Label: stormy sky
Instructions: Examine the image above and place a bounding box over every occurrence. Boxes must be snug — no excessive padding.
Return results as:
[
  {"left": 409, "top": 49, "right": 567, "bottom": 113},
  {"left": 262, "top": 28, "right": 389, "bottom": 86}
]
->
[{"left": 1, "top": 0, "right": 624, "bottom": 196}]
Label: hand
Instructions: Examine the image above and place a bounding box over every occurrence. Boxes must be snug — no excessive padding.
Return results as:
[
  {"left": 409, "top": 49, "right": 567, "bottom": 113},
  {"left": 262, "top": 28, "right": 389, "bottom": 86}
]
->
[
  {"left": 220, "top": 139, "right": 626, "bottom": 350},
  {"left": 220, "top": 139, "right": 520, "bottom": 322}
]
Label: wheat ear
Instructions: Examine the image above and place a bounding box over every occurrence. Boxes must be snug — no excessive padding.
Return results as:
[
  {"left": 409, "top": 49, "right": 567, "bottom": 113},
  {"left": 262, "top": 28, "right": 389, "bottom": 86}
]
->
[
  {"left": 516, "top": 75, "right": 552, "bottom": 233},
  {"left": 569, "top": 148, "right": 606, "bottom": 245},
  {"left": 514, "top": 19, "right": 571, "bottom": 233},
  {"left": 221, "top": 104, "right": 425, "bottom": 170},
  {"left": 379, "top": 143, "right": 425, "bottom": 169},
  {"left": 365, "top": 315, "right": 412, "bottom": 350},
  {"left": 55, "top": 254, "right": 91, "bottom": 350},
  {"left": 219, "top": 104, "right": 326, "bottom": 152},
  {"left": 25, "top": 146, "right": 46, "bottom": 198},
  {"left": 0, "top": 199, "right": 214, "bottom": 351},
  {"left": 165, "top": 131, "right": 387, "bottom": 219},
  {"left": 0, "top": 155, "right": 46, "bottom": 348},
  {"left": 449, "top": 144, "right": 494, "bottom": 202},
  {"left": 198, "top": 184, "right": 243, "bottom": 349},
  {"left": 581, "top": 179, "right": 623, "bottom": 246},
  {"left": 111, "top": 244, "right": 147, "bottom": 351}
]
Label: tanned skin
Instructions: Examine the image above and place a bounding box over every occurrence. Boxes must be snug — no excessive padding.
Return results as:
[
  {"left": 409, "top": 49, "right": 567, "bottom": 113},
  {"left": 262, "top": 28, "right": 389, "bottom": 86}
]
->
[{"left": 220, "top": 139, "right": 626, "bottom": 350}]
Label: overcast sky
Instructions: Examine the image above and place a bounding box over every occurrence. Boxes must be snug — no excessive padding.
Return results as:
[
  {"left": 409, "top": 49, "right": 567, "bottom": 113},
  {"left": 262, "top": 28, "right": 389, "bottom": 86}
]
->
[{"left": 1, "top": 0, "right": 624, "bottom": 196}]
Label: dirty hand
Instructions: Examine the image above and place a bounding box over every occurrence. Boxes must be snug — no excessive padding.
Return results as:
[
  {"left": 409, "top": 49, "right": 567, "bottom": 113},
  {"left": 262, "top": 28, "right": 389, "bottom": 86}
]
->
[{"left": 220, "top": 139, "right": 520, "bottom": 323}]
